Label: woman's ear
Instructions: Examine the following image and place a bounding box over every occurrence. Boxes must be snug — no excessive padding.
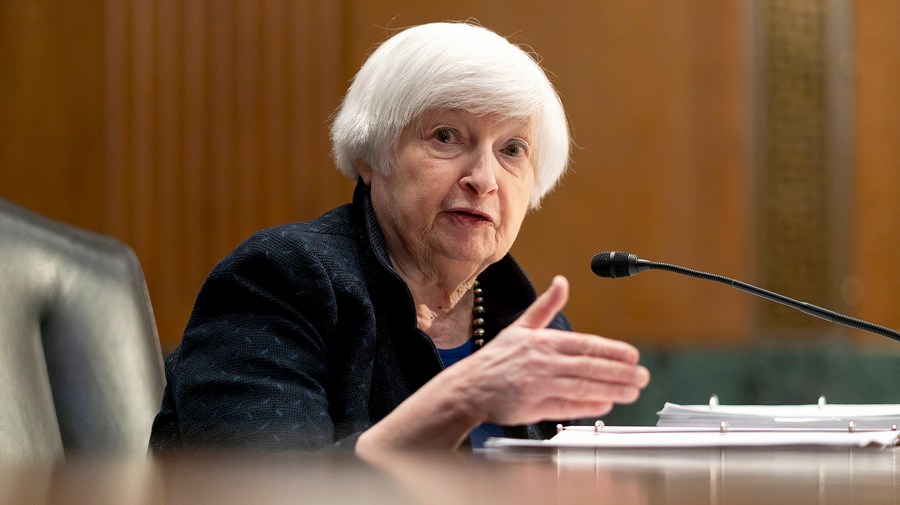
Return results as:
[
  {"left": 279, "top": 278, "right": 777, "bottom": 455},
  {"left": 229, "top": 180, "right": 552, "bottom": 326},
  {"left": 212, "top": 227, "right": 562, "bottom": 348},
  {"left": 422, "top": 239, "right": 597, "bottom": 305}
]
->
[{"left": 355, "top": 160, "right": 373, "bottom": 185}]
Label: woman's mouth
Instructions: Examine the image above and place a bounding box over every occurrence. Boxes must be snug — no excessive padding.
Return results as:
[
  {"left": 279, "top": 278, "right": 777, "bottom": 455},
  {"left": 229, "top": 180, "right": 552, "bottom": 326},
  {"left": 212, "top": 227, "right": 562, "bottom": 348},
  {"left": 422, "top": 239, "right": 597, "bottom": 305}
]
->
[{"left": 446, "top": 208, "right": 493, "bottom": 225}]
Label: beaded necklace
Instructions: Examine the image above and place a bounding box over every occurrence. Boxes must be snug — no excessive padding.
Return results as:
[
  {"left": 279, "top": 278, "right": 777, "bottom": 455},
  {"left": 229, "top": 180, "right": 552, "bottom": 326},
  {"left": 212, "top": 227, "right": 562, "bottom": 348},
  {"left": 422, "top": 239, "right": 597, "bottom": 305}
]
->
[{"left": 472, "top": 279, "right": 486, "bottom": 349}]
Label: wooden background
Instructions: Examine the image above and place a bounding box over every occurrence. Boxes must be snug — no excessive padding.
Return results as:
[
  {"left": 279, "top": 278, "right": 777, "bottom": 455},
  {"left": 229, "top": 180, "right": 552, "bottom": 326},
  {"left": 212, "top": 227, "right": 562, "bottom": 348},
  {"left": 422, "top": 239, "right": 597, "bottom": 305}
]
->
[{"left": 1, "top": 1, "right": 898, "bottom": 352}]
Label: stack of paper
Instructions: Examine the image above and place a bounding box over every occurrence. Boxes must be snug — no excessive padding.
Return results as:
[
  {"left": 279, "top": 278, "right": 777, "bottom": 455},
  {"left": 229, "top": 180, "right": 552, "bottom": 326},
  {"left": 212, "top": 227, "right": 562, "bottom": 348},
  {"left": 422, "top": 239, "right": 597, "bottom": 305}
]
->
[
  {"left": 484, "top": 403, "right": 900, "bottom": 451},
  {"left": 656, "top": 403, "right": 900, "bottom": 430}
]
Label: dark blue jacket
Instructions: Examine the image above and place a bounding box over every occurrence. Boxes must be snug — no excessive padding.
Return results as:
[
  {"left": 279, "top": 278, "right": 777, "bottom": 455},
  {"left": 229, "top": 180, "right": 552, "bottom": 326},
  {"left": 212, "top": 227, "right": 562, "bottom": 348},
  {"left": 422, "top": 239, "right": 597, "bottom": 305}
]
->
[{"left": 150, "top": 181, "right": 569, "bottom": 452}]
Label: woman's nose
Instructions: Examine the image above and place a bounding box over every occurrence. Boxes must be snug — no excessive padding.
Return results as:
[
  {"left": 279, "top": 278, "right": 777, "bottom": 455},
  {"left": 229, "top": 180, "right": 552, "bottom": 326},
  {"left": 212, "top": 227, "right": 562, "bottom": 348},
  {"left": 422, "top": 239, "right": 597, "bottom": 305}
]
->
[{"left": 459, "top": 148, "right": 498, "bottom": 196}]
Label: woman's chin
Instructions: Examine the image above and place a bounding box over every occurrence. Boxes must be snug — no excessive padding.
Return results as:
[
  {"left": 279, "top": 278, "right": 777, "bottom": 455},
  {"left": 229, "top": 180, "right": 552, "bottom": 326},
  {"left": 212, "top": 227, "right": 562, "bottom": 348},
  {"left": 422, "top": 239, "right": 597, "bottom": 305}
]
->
[
  {"left": 434, "top": 244, "right": 500, "bottom": 267},
  {"left": 425, "top": 229, "right": 506, "bottom": 268}
]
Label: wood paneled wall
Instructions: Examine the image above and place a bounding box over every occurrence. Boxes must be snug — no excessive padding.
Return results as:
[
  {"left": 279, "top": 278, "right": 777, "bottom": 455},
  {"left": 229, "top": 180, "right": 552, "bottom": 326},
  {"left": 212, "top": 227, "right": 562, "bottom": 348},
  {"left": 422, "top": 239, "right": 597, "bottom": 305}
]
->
[
  {"left": 2, "top": 1, "right": 898, "bottom": 351},
  {"left": 99, "top": 0, "right": 353, "bottom": 349},
  {"left": 852, "top": 0, "right": 900, "bottom": 345},
  {"left": 0, "top": 0, "right": 106, "bottom": 225}
]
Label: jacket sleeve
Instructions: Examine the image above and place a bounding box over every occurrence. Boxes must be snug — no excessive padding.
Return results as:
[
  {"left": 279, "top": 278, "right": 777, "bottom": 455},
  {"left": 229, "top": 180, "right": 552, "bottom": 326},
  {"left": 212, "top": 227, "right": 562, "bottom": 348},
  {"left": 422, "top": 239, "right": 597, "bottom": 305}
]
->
[{"left": 161, "top": 231, "right": 351, "bottom": 452}]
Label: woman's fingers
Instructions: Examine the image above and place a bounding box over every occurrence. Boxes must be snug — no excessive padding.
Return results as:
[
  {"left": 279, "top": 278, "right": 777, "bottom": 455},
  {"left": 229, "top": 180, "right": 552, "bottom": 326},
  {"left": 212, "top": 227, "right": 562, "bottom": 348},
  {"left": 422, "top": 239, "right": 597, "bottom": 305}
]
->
[
  {"left": 504, "top": 356, "right": 648, "bottom": 406},
  {"left": 508, "top": 276, "right": 641, "bottom": 364},
  {"left": 508, "top": 342, "right": 648, "bottom": 388},
  {"left": 486, "top": 375, "right": 645, "bottom": 425},
  {"left": 529, "top": 375, "right": 645, "bottom": 403},
  {"left": 511, "top": 275, "right": 569, "bottom": 330},
  {"left": 554, "top": 354, "right": 650, "bottom": 389},
  {"left": 460, "top": 274, "right": 652, "bottom": 426},
  {"left": 507, "top": 327, "right": 641, "bottom": 365}
]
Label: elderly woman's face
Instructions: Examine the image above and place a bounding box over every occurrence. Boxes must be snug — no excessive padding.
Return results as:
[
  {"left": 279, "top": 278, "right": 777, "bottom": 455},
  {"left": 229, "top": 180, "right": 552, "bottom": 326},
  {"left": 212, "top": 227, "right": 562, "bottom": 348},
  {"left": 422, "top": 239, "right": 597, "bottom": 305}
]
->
[{"left": 366, "top": 109, "right": 535, "bottom": 271}]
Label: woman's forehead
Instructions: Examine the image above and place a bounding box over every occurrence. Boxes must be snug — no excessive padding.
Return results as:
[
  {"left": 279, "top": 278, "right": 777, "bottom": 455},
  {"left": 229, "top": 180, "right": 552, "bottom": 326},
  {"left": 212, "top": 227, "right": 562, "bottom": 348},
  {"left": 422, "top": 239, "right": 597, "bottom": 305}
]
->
[{"left": 413, "top": 108, "right": 534, "bottom": 134}]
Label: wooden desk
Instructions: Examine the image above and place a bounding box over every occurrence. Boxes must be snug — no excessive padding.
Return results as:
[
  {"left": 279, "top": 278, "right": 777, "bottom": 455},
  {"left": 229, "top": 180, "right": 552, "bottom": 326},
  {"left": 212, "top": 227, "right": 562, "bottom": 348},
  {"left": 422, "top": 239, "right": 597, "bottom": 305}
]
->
[{"left": 1, "top": 447, "right": 896, "bottom": 504}]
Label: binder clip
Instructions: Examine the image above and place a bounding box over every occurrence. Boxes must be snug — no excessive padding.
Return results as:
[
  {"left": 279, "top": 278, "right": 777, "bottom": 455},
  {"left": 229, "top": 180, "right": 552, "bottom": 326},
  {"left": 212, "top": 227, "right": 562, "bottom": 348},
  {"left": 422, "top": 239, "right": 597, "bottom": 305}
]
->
[
  {"left": 594, "top": 420, "right": 605, "bottom": 434},
  {"left": 848, "top": 420, "right": 857, "bottom": 432},
  {"left": 709, "top": 394, "right": 719, "bottom": 410},
  {"left": 719, "top": 420, "right": 729, "bottom": 434}
]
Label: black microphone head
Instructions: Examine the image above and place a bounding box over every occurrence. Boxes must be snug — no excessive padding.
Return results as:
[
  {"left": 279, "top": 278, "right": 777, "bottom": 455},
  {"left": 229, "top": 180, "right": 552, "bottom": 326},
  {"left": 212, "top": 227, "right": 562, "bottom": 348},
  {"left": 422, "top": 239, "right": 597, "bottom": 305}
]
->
[{"left": 591, "top": 251, "right": 642, "bottom": 278}]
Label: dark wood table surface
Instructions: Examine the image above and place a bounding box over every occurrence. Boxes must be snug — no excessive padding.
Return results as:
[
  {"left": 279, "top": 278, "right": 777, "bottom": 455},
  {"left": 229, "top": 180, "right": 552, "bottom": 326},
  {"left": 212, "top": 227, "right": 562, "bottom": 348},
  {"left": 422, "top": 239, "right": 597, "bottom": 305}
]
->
[{"left": 1, "top": 446, "right": 897, "bottom": 504}]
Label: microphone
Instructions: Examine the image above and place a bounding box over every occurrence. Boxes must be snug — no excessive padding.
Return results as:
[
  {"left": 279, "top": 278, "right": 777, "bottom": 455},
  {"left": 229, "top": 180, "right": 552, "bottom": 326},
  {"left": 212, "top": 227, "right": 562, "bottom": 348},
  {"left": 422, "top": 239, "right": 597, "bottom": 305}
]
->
[{"left": 590, "top": 251, "right": 900, "bottom": 343}]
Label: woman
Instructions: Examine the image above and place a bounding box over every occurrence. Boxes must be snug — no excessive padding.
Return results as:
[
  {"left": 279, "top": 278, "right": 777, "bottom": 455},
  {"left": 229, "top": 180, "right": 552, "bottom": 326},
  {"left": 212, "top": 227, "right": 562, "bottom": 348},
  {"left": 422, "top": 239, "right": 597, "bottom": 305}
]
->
[{"left": 150, "top": 22, "right": 649, "bottom": 455}]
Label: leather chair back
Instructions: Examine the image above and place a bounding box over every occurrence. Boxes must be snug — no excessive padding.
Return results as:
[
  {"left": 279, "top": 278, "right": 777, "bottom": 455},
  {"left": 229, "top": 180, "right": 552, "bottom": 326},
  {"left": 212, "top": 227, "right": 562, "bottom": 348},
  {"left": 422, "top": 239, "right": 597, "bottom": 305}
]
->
[{"left": 0, "top": 198, "right": 165, "bottom": 462}]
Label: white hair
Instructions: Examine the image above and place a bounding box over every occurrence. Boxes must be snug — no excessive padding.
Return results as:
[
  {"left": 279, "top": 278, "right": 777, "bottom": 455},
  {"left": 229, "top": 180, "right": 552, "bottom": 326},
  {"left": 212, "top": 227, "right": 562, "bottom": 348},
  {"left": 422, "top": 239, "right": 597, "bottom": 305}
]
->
[{"left": 330, "top": 22, "right": 570, "bottom": 208}]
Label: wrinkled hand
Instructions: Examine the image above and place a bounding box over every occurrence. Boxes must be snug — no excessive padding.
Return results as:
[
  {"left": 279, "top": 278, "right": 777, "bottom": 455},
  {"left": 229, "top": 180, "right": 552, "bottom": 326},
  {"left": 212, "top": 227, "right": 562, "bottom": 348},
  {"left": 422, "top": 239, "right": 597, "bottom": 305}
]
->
[{"left": 451, "top": 275, "right": 650, "bottom": 425}]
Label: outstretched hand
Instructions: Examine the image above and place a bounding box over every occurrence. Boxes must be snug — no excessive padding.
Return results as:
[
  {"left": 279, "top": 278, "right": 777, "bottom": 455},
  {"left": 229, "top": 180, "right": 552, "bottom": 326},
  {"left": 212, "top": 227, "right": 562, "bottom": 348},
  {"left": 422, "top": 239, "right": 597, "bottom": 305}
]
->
[
  {"left": 451, "top": 275, "right": 650, "bottom": 425},
  {"left": 356, "top": 275, "right": 650, "bottom": 456}
]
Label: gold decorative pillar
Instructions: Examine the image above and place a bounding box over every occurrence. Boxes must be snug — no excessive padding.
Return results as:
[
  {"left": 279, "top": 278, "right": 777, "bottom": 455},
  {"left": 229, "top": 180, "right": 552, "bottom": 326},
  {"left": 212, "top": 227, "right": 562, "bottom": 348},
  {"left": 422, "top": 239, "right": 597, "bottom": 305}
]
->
[{"left": 754, "top": 0, "right": 852, "bottom": 337}]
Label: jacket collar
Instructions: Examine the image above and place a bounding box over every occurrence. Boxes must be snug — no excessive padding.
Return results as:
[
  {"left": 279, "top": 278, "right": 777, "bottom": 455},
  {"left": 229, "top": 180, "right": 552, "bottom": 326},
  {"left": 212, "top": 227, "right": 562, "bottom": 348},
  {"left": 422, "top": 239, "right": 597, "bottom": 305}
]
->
[{"left": 352, "top": 179, "right": 396, "bottom": 277}]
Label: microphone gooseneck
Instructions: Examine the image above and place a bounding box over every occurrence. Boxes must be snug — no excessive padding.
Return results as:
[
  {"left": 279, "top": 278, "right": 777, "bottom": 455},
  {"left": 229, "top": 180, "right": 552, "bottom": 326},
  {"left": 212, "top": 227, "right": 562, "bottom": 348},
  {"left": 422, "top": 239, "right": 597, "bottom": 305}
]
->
[{"left": 590, "top": 251, "right": 900, "bottom": 344}]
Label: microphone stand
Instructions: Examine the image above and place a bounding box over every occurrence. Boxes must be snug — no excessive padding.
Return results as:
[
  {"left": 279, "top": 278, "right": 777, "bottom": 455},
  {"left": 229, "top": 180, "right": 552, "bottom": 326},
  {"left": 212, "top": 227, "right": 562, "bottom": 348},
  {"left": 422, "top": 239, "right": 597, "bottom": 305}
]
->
[{"left": 593, "top": 252, "right": 900, "bottom": 344}]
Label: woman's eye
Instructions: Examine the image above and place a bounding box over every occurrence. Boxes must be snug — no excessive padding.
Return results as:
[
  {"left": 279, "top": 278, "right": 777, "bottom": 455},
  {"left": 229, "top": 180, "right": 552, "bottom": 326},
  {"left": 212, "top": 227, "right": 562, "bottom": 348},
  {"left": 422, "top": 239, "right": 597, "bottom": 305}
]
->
[
  {"left": 502, "top": 141, "right": 528, "bottom": 157},
  {"left": 433, "top": 128, "right": 458, "bottom": 144}
]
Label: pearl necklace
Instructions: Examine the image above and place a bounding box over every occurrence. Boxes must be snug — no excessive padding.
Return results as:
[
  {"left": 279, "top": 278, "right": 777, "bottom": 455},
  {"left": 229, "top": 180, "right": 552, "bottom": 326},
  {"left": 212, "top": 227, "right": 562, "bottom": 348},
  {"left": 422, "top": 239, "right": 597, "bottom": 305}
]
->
[{"left": 472, "top": 279, "right": 486, "bottom": 349}]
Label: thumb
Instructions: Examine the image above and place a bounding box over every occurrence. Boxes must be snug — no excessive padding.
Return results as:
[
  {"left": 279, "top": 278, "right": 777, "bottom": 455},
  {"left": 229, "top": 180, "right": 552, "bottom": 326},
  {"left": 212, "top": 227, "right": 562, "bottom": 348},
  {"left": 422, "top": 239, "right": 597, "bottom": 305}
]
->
[{"left": 512, "top": 275, "right": 569, "bottom": 329}]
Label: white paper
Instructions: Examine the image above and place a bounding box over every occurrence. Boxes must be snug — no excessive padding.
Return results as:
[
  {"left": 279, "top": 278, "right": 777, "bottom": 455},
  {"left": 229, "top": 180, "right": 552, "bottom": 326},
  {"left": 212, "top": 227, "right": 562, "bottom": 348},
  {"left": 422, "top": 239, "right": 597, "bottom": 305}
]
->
[{"left": 657, "top": 402, "right": 900, "bottom": 430}]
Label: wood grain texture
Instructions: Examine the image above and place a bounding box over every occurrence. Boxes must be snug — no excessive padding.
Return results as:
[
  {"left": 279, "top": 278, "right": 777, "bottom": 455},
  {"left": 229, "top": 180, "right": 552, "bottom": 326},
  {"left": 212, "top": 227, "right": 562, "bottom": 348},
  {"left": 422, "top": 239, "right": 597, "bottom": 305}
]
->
[
  {"left": 2, "top": 1, "right": 897, "bottom": 350},
  {"left": 851, "top": 0, "right": 900, "bottom": 345},
  {"left": 99, "top": 0, "right": 351, "bottom": 348}
]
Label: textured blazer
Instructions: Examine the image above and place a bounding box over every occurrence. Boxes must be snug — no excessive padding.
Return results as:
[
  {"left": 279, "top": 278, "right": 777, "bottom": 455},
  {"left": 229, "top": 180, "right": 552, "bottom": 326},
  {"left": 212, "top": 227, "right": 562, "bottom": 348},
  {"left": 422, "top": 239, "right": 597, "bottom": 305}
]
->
[{"left": 150, "top": 181, "right": 569, "bottom": 452}]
